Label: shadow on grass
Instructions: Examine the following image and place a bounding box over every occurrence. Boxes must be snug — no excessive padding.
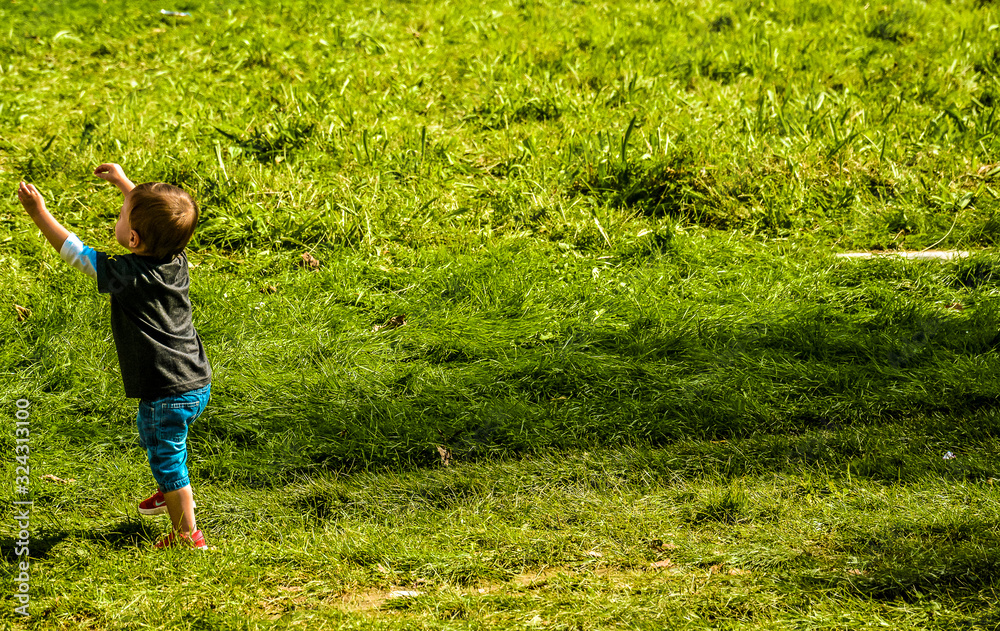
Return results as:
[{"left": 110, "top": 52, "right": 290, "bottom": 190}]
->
[
  {"left": 180, "top": 254, "right": 1000, "bottom": 479},
  {"left": 796, "top": 535, "right": 1000, "bottom": 603},
  {"left": 780, "top": 516, "right": 1000, "bottom": 607},
  {"left": 0, "top": 519, "right": 158, "bottom": 563}
]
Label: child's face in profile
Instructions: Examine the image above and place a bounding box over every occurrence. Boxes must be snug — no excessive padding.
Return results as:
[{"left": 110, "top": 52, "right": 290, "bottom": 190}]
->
[{"left": 114, "top": 192, "right": 138, "bottom": 252}]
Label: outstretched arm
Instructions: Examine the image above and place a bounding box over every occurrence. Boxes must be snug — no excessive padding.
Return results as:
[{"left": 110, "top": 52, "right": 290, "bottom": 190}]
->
[
  {"left": 18, "top": 181, "right": 69, "bottom": 253},
  {"left": 94, "top": 163, "right": 135, "bottom": 194}
]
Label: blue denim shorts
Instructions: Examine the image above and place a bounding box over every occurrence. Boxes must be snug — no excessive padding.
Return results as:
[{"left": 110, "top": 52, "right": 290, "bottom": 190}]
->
[{"left": 136, "top": 384, "right": 210, "bottom": 493}]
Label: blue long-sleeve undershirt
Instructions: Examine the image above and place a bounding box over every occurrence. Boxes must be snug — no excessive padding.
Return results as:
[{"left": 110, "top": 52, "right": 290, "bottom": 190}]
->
[{"left": 59, "top": 233, "right": 98, "bottom": 280}]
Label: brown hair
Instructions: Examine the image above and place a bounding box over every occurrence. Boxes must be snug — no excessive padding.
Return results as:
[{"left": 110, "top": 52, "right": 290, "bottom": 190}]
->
[{"left": 128, "top": 182, "right": 199, "bottom": 259}]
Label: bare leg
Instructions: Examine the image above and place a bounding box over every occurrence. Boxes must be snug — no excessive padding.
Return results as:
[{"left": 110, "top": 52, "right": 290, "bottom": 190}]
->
[{"left": 163, "top": 485, "right": 197, "bottom": 534}]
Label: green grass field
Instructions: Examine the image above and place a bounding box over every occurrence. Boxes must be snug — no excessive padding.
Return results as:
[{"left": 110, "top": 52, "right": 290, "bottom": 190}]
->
[{"left": 2, "top": 0, "right": 1000, "bottom": 628}]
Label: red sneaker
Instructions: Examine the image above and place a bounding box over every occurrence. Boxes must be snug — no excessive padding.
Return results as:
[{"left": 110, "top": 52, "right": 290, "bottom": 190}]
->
[
  {"left": 138, "top": 490, "right": 196, "bottom": 516},
  {"left": 154, "top": 529, "right": 208, "bottom": 550},
  {"left": 138, "top": 490, "right": 168, "bottom": 515}
]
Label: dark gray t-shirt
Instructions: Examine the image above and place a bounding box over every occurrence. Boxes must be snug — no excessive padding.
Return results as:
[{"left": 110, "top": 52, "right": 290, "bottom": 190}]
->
[{"left": 95, "top": 250, "right": 212, "bottom": 400}]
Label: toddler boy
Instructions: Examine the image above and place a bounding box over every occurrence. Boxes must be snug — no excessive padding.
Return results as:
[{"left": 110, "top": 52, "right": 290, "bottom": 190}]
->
[{"left": 17, "top": 163, "right": 212, "bottom": 550}]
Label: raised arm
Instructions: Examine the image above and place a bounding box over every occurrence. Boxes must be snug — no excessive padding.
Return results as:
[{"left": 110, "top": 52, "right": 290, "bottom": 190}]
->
[
  {"left": 94, "top": 163, "right": 135, "bottom": 194},
  {"left": 18, "top": 181, "right": 69, "bottom": 253}
]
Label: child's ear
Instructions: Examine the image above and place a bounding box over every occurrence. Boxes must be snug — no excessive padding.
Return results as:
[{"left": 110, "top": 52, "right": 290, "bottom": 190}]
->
[{"left": 129, "top": 229, "right": 142, "bottom": 250}]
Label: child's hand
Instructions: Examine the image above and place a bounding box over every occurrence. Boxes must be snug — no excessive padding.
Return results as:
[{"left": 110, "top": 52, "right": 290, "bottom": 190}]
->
[
  {"left": 18, "top": 181, "right": 70, "bottom": 253},
  {"left": 94, "top": 163, "right": 136, "bottom": 193},
  {"left": 17, "top": 181, "right": 46, "bottom": 217},
  {"left": 94, "top": 163, "right": 127, "bottom": 184}
]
